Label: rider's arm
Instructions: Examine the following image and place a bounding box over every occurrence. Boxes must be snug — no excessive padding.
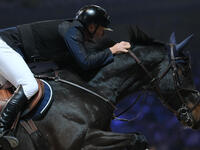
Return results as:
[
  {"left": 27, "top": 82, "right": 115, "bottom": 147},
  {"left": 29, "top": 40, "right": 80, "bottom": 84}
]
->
[{"left": 64, "top": 27, "right": 114, "bottom": 71}]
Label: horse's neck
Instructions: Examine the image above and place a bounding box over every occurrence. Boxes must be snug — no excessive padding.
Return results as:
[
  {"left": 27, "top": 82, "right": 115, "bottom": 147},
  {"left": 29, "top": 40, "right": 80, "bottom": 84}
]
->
[{"left": 88, "top": 44, "right": 166, "bottom": 104}]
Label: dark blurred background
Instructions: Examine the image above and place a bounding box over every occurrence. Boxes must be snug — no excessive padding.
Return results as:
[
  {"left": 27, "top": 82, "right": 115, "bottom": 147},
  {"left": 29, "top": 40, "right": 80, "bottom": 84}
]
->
[{"left": 1, "top": 0, "right": 200, "bottom": 150}]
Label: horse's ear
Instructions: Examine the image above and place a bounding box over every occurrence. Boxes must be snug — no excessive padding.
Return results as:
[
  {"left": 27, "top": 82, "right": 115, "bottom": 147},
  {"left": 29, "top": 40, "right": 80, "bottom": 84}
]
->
[
  {"left": 176, "top": 34, "right": 194, "bottom": 52},
  {"left": 169, "top": 32, "right": 176, "bottom": 44}
]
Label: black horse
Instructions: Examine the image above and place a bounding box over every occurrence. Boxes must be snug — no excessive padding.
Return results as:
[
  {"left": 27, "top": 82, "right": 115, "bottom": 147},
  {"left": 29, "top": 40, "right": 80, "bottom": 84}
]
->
[{"left": 2, "top": 27, "right": 200, "bottom": 150}]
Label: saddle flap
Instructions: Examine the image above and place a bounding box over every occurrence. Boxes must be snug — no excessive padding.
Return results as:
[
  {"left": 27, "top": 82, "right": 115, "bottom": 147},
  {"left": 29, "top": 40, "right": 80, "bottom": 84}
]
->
[{"left": 0, "top": 89, "right": 12, "bottom": 101}]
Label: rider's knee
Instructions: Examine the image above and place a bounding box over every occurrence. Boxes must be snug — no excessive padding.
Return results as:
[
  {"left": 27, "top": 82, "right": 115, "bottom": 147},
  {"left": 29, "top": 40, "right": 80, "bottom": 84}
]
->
[
  {"left": 29, "top": 79, "right": 39, "bottom": 99},
  {"left": 22, "top": 79, "right": 39, "bottom": 100}
]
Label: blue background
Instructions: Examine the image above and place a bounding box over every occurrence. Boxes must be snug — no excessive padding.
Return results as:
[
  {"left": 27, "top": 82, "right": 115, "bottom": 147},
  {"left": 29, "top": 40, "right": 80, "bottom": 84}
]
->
[{"left": 0, "top": 1, "right": 200, "bottom": 149}]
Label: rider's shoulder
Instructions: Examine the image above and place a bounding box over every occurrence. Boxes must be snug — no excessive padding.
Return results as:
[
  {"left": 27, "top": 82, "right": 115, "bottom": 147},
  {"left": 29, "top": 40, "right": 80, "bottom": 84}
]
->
[{"left": 58, "top": 20, "right": 84, "bottom": 39}]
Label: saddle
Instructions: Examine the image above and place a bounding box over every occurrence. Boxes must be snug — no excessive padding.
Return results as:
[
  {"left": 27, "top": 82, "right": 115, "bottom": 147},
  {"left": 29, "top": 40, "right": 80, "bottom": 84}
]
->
[
  {"left": 0, "top": 79, "right": 44, "bottom": 117},
  {"left": 0, "top": 79, "right": 53, "bottom": 149}
]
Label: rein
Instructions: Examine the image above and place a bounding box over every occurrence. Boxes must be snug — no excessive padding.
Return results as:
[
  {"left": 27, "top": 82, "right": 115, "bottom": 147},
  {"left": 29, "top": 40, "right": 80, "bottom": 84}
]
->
[
  {"left": 128, "top": 49, "right": 177, "bottom": 113},
  {"left": 34, "top": 72, "right": 117, "bottom": 110}
]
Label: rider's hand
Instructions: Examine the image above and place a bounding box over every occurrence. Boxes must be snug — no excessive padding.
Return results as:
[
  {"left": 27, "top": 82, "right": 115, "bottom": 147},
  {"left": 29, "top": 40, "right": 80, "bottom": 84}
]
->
[{"left": 109, "top": 41, "right": 131, "bottom": 54}]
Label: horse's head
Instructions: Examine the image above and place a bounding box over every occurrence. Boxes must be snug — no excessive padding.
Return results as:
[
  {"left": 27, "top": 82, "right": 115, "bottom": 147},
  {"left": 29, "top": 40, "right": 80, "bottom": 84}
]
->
[
  {"left": 129, "top": 31, "right": 200, "bottom": 129},
  {"left": 123, "top": 27, "right": 200, "bottom": 129},
  {"left": 89, "top": 26, "right": 200, "bottom": 129},
  {"left": 154, "top": 32, "right": 200, "bottom": 129}
]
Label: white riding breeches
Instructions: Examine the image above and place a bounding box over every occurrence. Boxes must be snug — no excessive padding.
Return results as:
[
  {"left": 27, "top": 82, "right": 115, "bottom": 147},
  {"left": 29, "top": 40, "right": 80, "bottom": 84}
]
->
[{"left": 0, "top": 38, "right": 38, "bottom": 99}]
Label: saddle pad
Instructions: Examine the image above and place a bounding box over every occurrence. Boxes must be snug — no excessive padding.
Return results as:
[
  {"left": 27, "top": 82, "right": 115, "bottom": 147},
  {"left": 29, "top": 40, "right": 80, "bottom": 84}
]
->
[{"left": 25, "top": 79, "right": 53, "bottom": 120}]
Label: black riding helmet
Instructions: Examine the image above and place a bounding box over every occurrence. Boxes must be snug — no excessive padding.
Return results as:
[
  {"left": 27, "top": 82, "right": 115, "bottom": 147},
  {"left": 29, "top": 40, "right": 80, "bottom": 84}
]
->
[{"left": 75, "top": 5, "right": 113, "bottom": 33}]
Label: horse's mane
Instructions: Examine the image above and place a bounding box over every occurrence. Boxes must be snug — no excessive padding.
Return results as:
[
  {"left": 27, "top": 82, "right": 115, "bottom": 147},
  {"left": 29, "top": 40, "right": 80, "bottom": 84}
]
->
[
  {"left": 129, "top": 25, "right": 154, "bottom": 45},
  {"left": 128, "top": 25, "right": 165, "bottom": 48}
]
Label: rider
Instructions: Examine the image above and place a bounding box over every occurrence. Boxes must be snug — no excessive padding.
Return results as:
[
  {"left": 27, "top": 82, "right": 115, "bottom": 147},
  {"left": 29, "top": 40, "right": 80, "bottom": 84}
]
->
[
  {"left": 62, "top": 5, "right": 130, "bottom": 70},
  {"left": 0, "top": 5, "right": 130, "bottom": 135},
  {"left": 0, "top": 35, "right": 38, "bottom": 135}
]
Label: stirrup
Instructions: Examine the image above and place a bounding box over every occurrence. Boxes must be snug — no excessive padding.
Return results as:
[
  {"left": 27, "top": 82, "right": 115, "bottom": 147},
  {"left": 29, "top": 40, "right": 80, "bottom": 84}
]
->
[{"left": 3, "top": 135, "right": 19, "bottom": 148}]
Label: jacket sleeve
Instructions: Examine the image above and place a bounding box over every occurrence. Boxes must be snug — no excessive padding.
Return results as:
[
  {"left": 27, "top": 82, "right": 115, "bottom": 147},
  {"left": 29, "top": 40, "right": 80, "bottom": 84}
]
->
[{"left": 64, "top": 27, "right": 114, "bottom": 71}]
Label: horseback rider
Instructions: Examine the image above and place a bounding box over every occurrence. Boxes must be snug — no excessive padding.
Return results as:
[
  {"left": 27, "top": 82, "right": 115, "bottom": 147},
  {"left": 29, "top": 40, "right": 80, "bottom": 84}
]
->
[
  {"left": 64, "top": 5, "right": 130, "bottom": 70},
  {"left": 0, "top": 34, "right": 38, "bottom": 135},
  {"left": 0, "top": 5, "right": 131, "bottom": 136}
]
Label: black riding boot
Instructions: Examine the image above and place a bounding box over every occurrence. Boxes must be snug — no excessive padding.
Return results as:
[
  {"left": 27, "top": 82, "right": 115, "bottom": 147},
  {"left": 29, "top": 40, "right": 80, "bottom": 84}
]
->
[{"left": 0, "top": 85, "right": 28, "bottom": 135}]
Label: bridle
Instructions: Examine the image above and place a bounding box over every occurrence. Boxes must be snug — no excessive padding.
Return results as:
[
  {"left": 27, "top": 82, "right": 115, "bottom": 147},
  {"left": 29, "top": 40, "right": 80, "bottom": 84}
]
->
[{"left": 126, "top": 44, "right": 200, "bottom": 127}]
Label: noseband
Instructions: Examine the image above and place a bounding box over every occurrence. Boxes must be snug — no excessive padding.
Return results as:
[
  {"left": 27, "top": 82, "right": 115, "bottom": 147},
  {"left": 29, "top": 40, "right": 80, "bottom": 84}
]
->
[{"left": 127, "top": 44, "right": 200, "bottom": 127}]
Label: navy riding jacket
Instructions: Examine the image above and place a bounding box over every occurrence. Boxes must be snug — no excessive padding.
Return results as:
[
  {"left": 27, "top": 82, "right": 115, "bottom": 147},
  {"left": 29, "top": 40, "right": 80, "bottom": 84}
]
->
[{"left": 63, "top": 21, "right": 114, "bottom": 71}]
